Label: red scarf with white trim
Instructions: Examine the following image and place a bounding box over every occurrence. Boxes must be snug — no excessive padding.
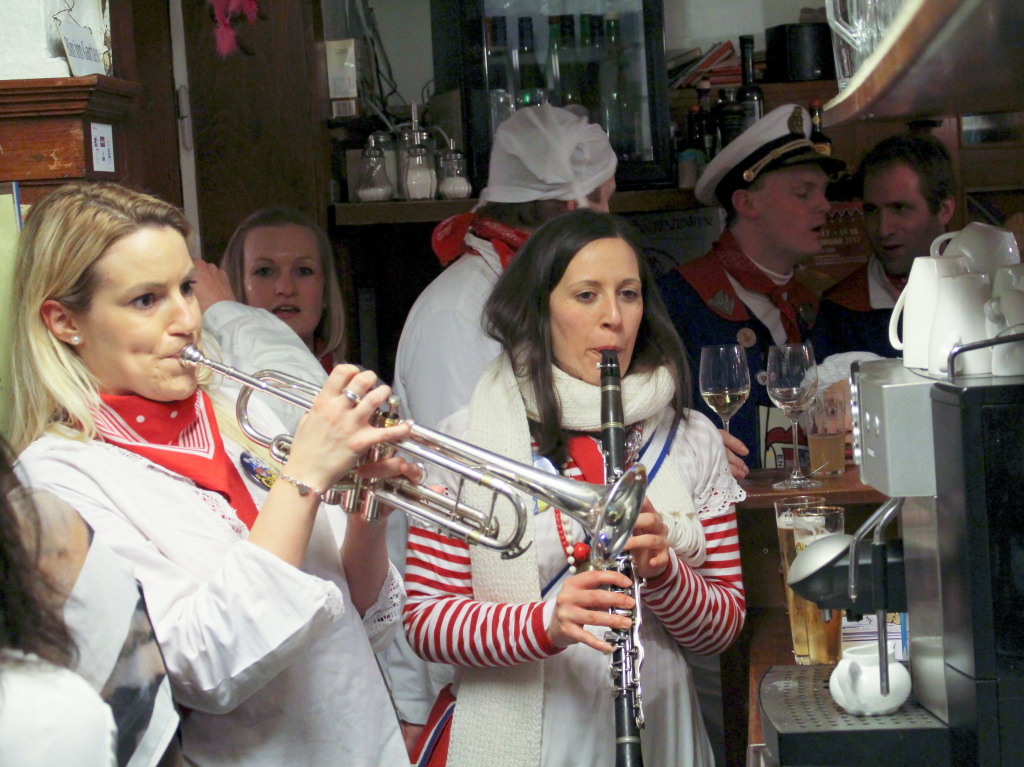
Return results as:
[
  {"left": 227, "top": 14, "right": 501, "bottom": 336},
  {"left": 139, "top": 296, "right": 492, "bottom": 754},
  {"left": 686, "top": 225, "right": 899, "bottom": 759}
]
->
[
  {"left": 565, "top": 425, "right": 643, "bottom": 485},
  {"left": 431, "top": 213, "right": 530, "bottom": 269},
  {"left": 95, "top": 390, "right": 260, "bottom": 529},
  {"left": 709, "top": 231, "right": 818, "bottom": 343}
]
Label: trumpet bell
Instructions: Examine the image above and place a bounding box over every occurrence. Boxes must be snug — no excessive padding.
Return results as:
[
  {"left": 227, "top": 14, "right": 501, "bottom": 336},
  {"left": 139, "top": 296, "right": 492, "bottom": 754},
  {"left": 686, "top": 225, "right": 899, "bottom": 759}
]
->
[{"left": 591, "top": 464, "right": 647, "bottom": 567}]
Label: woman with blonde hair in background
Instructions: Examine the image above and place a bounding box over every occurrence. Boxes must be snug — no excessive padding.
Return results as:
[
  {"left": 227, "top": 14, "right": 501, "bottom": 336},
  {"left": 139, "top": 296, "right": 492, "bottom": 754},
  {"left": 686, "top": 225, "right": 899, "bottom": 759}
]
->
[
  {"left": 205, "top": 207, "right": 346, "bottom": 373},
  {"left": 10, "top": 181, "right": 418, "bottom": 767}
]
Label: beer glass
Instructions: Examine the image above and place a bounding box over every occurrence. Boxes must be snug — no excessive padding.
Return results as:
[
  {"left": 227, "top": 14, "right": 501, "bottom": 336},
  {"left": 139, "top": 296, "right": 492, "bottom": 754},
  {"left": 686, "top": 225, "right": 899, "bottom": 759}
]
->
[
  {"left": 808, "top": 388, "right": 847, "bottom": 477},
  {"left": 775, "top": 497, "right": 844, "bottom": 664}
]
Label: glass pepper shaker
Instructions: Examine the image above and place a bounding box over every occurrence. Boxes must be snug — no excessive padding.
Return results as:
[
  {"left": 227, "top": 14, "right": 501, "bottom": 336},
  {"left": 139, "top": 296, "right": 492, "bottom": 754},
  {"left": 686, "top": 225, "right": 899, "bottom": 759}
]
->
[{"left": 356, "top": 136, "right": 393, "bottom": 202}]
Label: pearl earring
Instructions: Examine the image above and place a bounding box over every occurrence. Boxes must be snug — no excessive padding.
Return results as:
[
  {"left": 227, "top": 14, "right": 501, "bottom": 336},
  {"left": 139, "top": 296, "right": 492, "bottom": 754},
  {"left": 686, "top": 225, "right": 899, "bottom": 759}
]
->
[{"left": 70, "top": 335, "right": 81, "bottom": 345}]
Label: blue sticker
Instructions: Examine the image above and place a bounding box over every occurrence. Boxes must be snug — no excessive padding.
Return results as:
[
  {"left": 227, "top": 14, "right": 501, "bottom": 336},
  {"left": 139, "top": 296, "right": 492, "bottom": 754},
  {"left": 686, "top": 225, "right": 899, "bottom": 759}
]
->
[{"left": 240, "top": 452, "right": 276, "bottom": 490}]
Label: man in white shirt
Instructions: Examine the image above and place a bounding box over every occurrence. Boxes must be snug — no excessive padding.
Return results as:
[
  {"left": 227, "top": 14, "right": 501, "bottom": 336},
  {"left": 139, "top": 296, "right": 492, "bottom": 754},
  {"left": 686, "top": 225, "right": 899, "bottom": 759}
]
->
[
  {"left": 817, "top": 134, "right": 956, "bottom": 358},
  {"left": 656, "top": 104, "right": 846, "bottom": 469}
]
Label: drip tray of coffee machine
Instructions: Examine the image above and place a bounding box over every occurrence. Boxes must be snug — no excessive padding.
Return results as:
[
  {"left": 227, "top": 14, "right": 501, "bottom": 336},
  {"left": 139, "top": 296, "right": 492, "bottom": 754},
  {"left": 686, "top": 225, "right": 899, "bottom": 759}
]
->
[{"left": 759, "top": 666, "right": 952, "bottom": 766}]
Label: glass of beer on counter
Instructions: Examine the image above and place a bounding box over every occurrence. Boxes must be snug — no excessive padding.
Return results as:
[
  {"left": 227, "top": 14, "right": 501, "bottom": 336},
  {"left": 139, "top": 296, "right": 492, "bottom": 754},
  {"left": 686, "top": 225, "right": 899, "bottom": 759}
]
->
[
  {"left": 808, "top": 388, "right": 847, "bottom": 477},
  {"left": 775, "top": 498, "right": 844, "bottom": 664}
]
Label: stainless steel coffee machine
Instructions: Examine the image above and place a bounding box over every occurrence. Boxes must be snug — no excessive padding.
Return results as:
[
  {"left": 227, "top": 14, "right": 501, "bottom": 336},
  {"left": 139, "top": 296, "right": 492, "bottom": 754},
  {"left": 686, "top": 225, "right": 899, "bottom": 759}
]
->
[{"left": 757, "top": 339, "right": 1024, "bottom": 766}]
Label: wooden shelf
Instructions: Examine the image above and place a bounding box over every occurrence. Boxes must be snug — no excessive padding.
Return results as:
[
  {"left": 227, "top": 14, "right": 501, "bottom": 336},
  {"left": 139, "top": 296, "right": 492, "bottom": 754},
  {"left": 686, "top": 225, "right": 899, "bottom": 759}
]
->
[
  {"left": 823, "top": 0, "right": 1024, "bottom": 127},
  {"left": 331, "top": 188, "right": 699, "bottom": 226},
  {"left": 0, "top": 75, "right": 140, "bottom": 121}
]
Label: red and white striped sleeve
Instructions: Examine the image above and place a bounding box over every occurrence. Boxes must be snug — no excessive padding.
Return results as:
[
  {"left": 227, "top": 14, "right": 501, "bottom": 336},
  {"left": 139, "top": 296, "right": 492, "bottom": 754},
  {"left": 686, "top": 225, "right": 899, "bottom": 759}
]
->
[
  {"left": 403, "top": 525, "right": 564, "bottom": 667},
  {"left": 642, "top": 508, "right": 745, "bottom": 655}
]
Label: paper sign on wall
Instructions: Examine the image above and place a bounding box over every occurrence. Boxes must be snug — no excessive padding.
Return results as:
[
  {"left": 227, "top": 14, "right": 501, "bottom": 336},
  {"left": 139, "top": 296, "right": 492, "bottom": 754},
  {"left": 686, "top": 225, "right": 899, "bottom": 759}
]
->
[
  {"left": 91, "top": 123, "right": 115, "bottom": 172},
  {"left": 55, "top": 19, "right": 106, "bottom": 77}
]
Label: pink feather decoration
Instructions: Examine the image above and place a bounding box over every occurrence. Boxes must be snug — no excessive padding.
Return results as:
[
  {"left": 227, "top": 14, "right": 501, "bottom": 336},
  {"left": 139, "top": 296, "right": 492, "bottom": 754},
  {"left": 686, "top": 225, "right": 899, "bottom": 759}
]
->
[{"left": 208, "top": 0, "right": 260, "bottom": 58}]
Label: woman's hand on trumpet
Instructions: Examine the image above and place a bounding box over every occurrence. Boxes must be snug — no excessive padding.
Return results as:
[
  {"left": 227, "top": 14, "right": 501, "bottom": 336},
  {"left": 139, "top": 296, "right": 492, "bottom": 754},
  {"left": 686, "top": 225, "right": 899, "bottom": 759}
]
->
[
  {"left": 623, "top": 498, "right": 670, "bottom": 581},
  {"left": 284, "top": 364, "right": 418, "bottom": 492},
  {"left": 547, "top": 569, "right": 635, "bottom": 653}
]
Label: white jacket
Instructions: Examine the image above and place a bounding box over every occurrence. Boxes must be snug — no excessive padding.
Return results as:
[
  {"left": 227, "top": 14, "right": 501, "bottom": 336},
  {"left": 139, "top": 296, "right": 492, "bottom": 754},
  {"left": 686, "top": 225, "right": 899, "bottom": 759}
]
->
[{"left": 17, "top": 390, "right": 408, "bottom": 767}]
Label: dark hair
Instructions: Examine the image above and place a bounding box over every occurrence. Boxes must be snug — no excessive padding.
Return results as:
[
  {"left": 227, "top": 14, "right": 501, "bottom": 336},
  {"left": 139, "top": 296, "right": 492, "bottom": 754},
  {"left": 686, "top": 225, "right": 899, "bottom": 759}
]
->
[
  {"left": 484, "top": 209, "right": 691, "bottom": 465},
  {"left": 0, "top": 437, "right": 75, "bottom": 667},
  {"left": 475, "top": 187, "right": 604, "bottom": 231},
  {"left": 857, "top": 134, "right": 955, "bottom": 215}
]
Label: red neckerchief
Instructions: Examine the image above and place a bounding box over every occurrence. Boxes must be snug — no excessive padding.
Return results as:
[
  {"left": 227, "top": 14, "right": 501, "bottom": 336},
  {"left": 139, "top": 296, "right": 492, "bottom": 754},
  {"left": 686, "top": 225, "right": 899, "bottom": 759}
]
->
[
  {"left": 95, "top": 390, "right": 260, "bottom": 529},
  {"left": 565, "top": 425, "right": 643, "bottom": 485},
  {"left": 319, "top": 353, "right": 334, "bottom": 376},
  {"left": 706, "top": 231, "right": 818, "bottom": 342},
  {"left": 431, "top": 213, "right": 530, "bottom": 269}
]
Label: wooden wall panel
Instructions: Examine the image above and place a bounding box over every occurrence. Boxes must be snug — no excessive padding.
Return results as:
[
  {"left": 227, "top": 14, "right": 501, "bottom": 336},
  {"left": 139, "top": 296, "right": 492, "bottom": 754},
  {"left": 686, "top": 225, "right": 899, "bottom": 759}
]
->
[
  {"left": 0, "top": 117, "right": 86, "bottom": 180},
  {"left": 181, "top": 0, "right": 330, "bottom": 261}
]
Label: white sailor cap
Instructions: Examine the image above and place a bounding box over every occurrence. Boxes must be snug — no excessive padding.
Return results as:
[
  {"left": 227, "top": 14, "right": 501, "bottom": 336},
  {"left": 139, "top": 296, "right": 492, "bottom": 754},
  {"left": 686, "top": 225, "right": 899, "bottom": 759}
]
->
[{"left": 695, "top": 104, "right": 846, "bottom": 207}]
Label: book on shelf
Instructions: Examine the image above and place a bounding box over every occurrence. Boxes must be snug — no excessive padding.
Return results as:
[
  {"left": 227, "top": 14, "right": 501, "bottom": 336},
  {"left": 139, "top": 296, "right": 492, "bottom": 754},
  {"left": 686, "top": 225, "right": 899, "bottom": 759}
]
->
[{"left": 670, "top": 40, "right": 734, "bottom": 88}]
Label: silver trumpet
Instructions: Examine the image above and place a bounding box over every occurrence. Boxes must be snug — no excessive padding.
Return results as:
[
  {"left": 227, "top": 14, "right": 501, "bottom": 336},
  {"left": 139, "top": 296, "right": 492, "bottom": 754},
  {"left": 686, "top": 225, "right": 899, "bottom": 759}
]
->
[{"left": 180, "top": 345, "right": 647, "bottom": 562}]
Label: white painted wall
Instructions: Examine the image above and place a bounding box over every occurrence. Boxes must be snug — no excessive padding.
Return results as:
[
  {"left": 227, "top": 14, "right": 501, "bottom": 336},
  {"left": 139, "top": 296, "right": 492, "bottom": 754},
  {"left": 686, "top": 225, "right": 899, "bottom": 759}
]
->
[
  {"left": 322, "top": 0, "right": 435, "bottom": 106},
  {"left": 0, "top": 0, "right": 110, "bottom": 80}
]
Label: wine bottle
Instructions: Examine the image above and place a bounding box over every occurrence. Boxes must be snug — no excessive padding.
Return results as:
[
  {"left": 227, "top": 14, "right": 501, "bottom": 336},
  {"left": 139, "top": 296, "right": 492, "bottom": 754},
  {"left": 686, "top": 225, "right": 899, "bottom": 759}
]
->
[
  {"left": 545, "top": 15, "right": 564, "bottom": 106},
  {"left": 517, "top": 17, "right": 546, "bottom": 106},
  {"left": 486, "top": 16, "right": 516, "bottom": 135},
  {"left": 717, "top": 87, "right": 746, "bottom": 148},
  {"left": 809, "top": 99, "right": 832, "bottom": 156},
  {"left": 737, "top": 35, "right": 763, "bottom": 129},
  {"left": 695, "top": 78, "right": 716, "bottom": 158},
  {"left": 559, "top": 14, "right": 583, "bottom": 107},
  {"left": 599, "top": 13, "right": 635, "bottom": 160}
]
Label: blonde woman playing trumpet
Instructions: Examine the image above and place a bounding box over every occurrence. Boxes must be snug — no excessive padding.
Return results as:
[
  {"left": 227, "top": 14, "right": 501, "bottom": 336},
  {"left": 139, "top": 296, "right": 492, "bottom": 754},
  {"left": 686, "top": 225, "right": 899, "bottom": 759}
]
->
[{"left": 10, "top": 182, "right": 418, "bottom": 767}]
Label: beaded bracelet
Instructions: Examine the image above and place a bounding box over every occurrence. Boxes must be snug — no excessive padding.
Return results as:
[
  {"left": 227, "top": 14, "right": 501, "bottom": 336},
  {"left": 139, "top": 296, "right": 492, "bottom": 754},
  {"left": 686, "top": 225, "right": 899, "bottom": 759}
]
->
[{"left": 278, "top": 473, "right": 326, "bottom": 503}]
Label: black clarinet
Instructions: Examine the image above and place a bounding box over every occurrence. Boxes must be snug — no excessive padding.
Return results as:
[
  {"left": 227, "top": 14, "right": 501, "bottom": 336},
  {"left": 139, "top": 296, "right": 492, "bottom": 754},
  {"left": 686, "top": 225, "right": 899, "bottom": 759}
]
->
[{"left": 599, "top": 350, "right": 645, "bottom": 767}]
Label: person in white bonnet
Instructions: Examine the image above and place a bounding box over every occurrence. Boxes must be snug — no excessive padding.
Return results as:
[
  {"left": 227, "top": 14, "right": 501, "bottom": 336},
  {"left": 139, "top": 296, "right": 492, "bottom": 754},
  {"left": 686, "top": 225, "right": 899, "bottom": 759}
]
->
[{"left": 393, "top": 103, "right": 617, "bottom": 431}]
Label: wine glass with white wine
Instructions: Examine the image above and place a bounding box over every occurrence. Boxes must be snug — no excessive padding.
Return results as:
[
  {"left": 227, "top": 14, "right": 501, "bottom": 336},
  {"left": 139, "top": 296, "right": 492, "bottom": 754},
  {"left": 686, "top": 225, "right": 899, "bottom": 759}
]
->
[
  {"left": 699, "top": 344, "right": 751, "bottom": 434},
  {"left": 766, "top": 342, "right": 821, "bottom": 490}
]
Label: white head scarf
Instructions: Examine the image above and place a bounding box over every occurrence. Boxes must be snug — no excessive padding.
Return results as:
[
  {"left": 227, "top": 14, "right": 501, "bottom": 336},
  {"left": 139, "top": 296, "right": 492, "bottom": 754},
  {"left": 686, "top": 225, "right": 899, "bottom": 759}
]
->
[{"left": 477, "top": 104, "right": 617, "bottom": 208}]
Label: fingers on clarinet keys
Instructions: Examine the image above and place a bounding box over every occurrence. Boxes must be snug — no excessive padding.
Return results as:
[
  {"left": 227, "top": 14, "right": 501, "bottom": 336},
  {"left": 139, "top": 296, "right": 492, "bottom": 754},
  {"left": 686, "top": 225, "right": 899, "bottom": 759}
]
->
[{"left": 342, "top": 388, "right": 362, "bottom": 406}]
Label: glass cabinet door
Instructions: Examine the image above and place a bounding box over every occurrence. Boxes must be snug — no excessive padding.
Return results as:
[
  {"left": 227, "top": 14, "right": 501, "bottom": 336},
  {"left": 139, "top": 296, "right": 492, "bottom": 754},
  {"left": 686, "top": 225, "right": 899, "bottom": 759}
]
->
[{"left": 482, "top": 0, "right": 654, "bottom": 163}]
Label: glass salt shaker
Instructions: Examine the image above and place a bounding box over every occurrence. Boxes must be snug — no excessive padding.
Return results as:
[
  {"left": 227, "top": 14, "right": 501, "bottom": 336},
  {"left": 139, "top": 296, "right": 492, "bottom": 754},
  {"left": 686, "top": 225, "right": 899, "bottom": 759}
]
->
[
  {"left": 438, "top": 141, "right": 471, "bottom": 200},
  {"left": 370, "top": 130, "right": 398, "bottom": 195},
  {"left": 356, "top": 136, "right": 393, "bottom": 202},
  {"left": 404, "top": 144, "right": 434, "bottom": 200}
]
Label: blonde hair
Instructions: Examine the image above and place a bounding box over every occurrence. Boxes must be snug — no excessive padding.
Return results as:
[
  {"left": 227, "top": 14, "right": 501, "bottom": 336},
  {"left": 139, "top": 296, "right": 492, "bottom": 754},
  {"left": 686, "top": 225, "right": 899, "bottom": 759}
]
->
[
  {"left": 9, "top": 182, "right": 215, "bottom": 453},
  {"left": 220, "top": 208, "right": 346, "bottom": 361}
]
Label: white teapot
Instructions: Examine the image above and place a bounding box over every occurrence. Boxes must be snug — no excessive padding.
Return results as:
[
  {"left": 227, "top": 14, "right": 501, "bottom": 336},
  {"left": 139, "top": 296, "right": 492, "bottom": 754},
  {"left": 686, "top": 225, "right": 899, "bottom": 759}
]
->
[{"left": 829, "top": 643, "right": 911, "bottom": 716}]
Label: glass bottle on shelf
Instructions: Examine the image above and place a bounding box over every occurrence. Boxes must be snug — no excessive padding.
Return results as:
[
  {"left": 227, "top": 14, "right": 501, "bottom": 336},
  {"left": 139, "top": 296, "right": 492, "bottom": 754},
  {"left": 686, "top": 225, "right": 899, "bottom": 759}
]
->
[
  {"left": 486, "top": 16, "right": 517, "bottom": 135},
  {"left": 599, "top": 13, "right": 635, "bottom": 160},
  {"left": 737, "top": 34, "right": 764, "bottom": 129},
  {"left": 578, "top": 12, "right": 603, "bottom": 118},
  {"left": 397, "top": 103, "right": 434, "bottom": 199},
  {"left": 545, "top": 15, "right": 564, "bottom": 106},
  {"left": 356, "top": 136, "right": 394, "bottom": 202},
  {"left": 558, "top": 14, "right": 583, "bottom": 109},
  {"left": 717, "top": 87, "right": 747, "bottom": 148},
  {"left": 438, "top": 139, "right": 473, "bottom": 199},
  {"left": 516, "top": 16, "right": 547, "bottom": 107},
  {"left": 404, "top": 144, "right": 435, "bottom": 200},
  {"left": 695, "top": 78, "right": 716, "bottom": 158},
  {"left": 677, "top": 105, "right": 708, "bottom": 189},
  {"left": 809, "top": 99, "right": 832, "bottom": 156},
  {"left": 370, "top": 130, "right": 398, "bottom": 196}
]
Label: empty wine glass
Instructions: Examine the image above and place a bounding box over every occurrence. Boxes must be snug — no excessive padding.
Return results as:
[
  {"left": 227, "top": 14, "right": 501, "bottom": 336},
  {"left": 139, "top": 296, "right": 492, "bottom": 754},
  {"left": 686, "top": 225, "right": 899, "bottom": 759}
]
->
[
  {"left": 699, "top": 344, "right": 751, "bottom": 434},
  {"left": 767, "top": 342, "right": 821, "bottom": 490}
]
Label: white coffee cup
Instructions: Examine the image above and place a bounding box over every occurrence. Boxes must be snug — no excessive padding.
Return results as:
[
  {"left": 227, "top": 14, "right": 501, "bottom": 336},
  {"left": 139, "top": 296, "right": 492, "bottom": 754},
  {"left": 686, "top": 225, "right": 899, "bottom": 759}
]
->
[
  {"left": 931, "top": 222, "right": 1020, "bottom": 274},
  {"left": 889, "top": 254, "right": 967, "bottom": 368},
  {"left": 928, "top": 273, "right": 992, "bottom": 376}
]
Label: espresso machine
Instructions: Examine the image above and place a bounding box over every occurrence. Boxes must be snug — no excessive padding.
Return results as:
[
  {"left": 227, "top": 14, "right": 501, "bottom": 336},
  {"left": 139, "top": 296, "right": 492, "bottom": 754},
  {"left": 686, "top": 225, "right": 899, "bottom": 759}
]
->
[{"left": 757, "top": 334, "right": 1024, "bottom": 767}]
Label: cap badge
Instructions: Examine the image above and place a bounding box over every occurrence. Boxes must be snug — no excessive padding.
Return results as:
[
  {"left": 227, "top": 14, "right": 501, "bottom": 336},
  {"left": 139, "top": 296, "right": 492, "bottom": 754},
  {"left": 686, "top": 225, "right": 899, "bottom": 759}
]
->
[
  {"left": 708, "top": 290, "right": 736, "bottom": 317},
  {"left": 240, "top": 451, "right": 277, "bottom": 490},
  {"left": 737, "top": 327, "right": 757, "bottom": 349},
  {"left": 787, "top": 107, "right": 804, "bottom": 135}
]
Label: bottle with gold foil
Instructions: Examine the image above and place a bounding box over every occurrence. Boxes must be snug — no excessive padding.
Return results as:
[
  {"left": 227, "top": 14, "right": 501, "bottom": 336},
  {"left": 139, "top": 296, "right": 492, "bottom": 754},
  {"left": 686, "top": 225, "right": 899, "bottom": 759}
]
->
[{"left": 809, "top": 99, "right": 832, "bottom": 156}]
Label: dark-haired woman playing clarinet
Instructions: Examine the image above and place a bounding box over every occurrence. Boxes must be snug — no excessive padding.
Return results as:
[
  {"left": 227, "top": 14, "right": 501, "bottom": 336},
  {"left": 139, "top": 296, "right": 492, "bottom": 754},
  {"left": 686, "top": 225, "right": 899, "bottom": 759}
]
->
[{"left": 404, "top": 210, "right": 747, "bottom": 767}]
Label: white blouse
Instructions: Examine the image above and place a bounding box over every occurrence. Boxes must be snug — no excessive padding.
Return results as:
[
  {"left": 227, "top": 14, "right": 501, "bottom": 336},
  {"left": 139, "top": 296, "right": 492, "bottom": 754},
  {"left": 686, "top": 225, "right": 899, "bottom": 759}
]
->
[
  {"left": 17, "top": 391, "right": 409, "bottom": 767},
  {"left": 0, "top": 653, "right": 117, "bottom": 767}
]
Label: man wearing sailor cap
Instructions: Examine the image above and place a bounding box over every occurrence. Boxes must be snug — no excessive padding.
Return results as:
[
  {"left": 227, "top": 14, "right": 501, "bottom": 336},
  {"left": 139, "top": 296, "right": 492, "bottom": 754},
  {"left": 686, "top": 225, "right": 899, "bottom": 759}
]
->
[{"left": 657, "top": 104, "right": 845, "bottom": 470}]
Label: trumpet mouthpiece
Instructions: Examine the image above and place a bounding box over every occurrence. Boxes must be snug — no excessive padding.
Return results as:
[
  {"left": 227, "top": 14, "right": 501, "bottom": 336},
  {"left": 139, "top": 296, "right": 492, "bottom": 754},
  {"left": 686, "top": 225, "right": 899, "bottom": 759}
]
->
[{"left": 179, "top": 345, "right": 205, "bottom": 366}]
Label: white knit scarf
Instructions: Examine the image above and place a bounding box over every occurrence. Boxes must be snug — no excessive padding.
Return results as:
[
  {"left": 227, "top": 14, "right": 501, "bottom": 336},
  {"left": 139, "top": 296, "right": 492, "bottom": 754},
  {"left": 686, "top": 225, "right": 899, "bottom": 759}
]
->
[{"left": 447, "top": 354, "right": 703, "bottom": 767}]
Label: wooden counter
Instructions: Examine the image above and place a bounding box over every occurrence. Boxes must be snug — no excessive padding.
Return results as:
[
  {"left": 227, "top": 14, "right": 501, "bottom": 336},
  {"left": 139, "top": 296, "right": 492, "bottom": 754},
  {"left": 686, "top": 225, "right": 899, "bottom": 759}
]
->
[{"left": 737, "top": 465, "right": 887, "bottom": 510}]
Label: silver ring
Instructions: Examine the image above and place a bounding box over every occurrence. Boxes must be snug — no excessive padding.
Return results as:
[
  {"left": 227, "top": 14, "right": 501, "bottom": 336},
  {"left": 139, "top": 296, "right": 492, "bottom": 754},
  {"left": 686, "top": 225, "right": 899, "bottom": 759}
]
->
[{"left": 342, "top": 388, "right": 362, "bottom": 405}]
